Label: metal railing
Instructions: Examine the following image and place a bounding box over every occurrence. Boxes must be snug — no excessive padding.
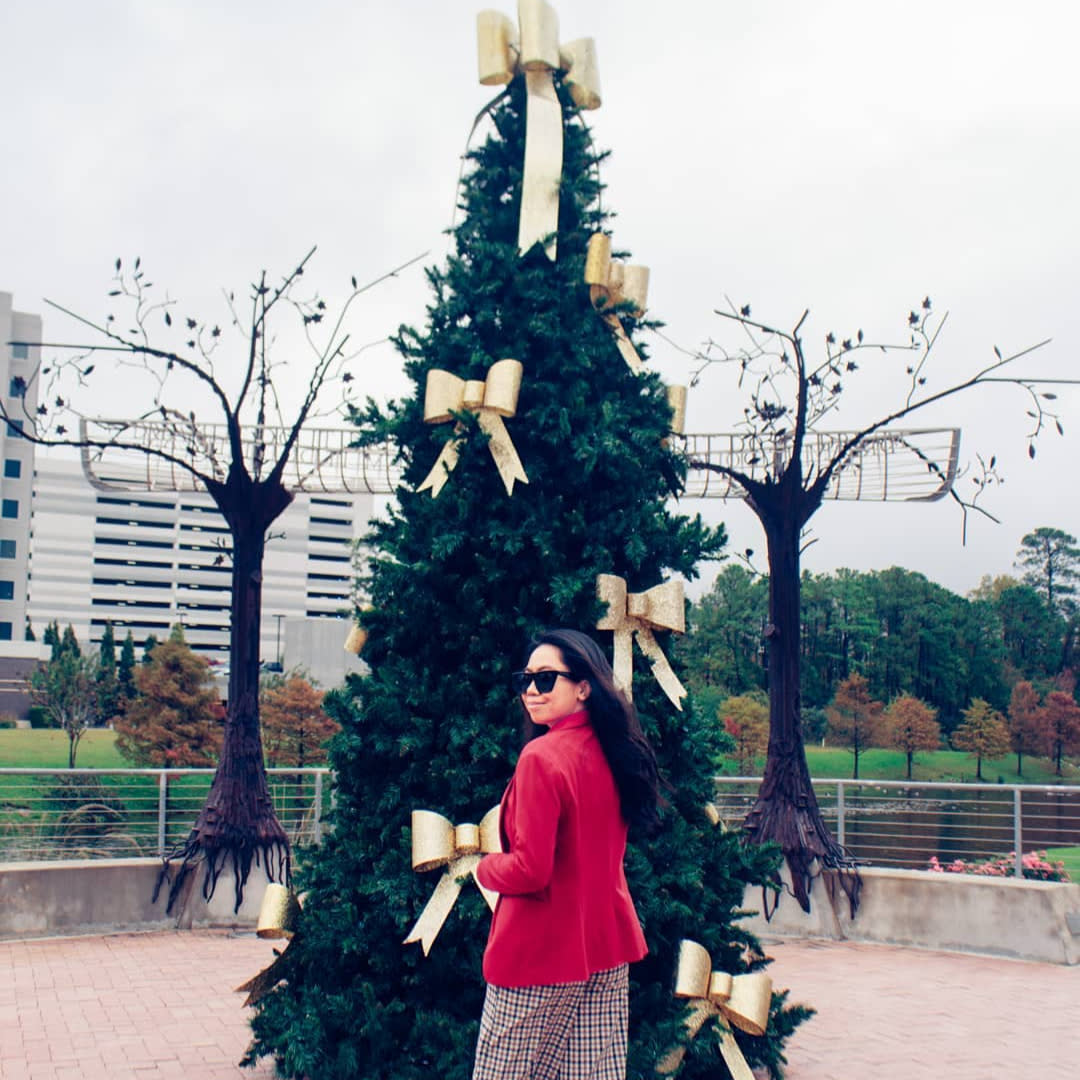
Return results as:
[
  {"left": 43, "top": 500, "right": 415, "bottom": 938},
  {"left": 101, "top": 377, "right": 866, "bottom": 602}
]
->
[
  {"left": 0, "top": 768, "right": 331, "bottom": 863},
  {"left": 713, "top": 778, "right": 1080, "bottom": 878},
  {"left": 3, "top": 770, "right": 1077, "bottom": 877}
]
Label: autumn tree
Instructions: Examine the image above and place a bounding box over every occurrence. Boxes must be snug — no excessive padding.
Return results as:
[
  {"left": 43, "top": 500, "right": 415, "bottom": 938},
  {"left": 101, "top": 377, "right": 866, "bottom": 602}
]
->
[
  {"left": 28, "top": 642, "right": 98, "bottom": 768},
  {"left": 689, "top": 292, "right": 1065, "bottom": 909},
  {"left": 952, "top": 698, "right": 1010, "bottom": 780},
  {"left": 1042, "top": 689, "right": 1080, "bottom": 776},
  {"left": 719, "top": 693, "right": 770, "bottom": 773},
  {"left": 114, "top": 626, "right": 223, "bottom": 767},
  {"left": 1006, "top": 680, "right": 1047, "bottom": 777},
  {"left": 882, "top": 694, "right": 940, "bottom": 780},
  {"left": 826, "top": 673, "right": 884, "bottom": 779},
  {"left": 260, "top": 675, "right": 338, "bottom": 769},
  {"left": 5, "top": 249, "right": 417, "bottom": 908}
]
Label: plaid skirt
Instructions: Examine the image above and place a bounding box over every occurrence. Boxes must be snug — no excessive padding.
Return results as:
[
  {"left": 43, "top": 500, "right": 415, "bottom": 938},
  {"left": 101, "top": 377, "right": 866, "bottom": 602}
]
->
[{"left": 472, "top": 964, "right": 629, "bottom": 1080}]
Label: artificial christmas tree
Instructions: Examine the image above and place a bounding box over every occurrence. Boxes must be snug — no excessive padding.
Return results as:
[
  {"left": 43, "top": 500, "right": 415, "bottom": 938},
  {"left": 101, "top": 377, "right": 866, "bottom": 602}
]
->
[{"left": 246, "top": 8, "right": 809, "bottom": 1078}]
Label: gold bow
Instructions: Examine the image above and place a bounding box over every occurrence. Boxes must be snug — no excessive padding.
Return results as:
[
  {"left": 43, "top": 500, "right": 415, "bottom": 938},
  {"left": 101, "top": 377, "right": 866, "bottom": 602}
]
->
[
  {"left": 477, "top": 0, "right": 601, "bottom": 259},
  {"left": 416, "top": 359, "right": 529, "bottom": 497},
  {"left": 658, "top": 940, "right": 773, "bottom": 1079},
  {"left": 235, "top": 884, "right": 304, "bottom": 1006},
  {"left": 596, "top": 574, "right": 687, "bottom": 710},
  {"left": 403, "top": 807, "right": 502, "bottom": 955},
  {"left": 584, "top": 233, "right": 650, "bottom": 373}
]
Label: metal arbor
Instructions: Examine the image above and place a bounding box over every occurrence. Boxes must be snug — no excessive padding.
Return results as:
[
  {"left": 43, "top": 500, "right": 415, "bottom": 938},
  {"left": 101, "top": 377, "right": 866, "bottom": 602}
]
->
[{"left": 79, "top": 418, "right": 962, "bottom": 503}]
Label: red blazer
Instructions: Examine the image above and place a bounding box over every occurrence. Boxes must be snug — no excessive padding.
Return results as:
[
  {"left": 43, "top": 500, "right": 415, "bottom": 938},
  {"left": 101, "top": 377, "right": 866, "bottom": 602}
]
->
[{"left": 476, "top": 709, "right": 647, "bottom": 987}]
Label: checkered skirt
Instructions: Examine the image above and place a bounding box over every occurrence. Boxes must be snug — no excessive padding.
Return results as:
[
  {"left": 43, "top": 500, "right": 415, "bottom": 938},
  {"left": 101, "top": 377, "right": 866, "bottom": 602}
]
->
[{"left": 472, "top": 964, "right": 629, "bottom": 1080}]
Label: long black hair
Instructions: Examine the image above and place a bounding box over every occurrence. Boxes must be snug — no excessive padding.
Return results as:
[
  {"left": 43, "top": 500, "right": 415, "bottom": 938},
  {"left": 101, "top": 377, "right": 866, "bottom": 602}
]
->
[{"left": 523, "top": 628, "right": 664, "bottom": 834}]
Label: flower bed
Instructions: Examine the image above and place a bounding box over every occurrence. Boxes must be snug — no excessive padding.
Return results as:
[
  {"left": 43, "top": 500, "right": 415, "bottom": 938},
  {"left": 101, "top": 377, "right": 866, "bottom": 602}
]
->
[{"left": 927, "top": 850, "right": 1071, "bottom": 882}]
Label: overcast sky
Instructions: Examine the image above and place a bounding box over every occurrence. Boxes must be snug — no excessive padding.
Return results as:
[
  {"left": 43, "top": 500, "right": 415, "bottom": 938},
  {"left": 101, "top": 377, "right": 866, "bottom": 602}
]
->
[{"left": 2, "top": 0, "right": 1078, "bottom": 598}]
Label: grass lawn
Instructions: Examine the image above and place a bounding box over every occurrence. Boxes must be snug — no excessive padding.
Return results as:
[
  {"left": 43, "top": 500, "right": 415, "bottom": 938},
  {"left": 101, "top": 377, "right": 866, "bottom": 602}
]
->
[
  {"left": 0, "top": 729, "right": 128, "bottom": 769},
  {"left": 1045, "top": 846, "right": 1080, "bottom": 882},
  {"left": 720, "top": 745, "right": 1080, "bottom": 785}
]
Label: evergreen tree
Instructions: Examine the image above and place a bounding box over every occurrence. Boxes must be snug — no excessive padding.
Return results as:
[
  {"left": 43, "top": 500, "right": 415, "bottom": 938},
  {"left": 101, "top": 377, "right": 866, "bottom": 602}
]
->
[
  {"left": 141, "top": 634, "right": 159, "bottom": 664},
  {"left": 114, "top": 635, "right": 223, "bottom": 767},
  {"left": 59, "top": 624, "right": 81, "bottom": 658},
  {"left": 118, "top": 630, "right": 138, "bottom": 703},
  {"left": 43, "top": 619, "right": 60, "bottom": 658},
  {"left": 247, "top": 74, "right": 805, "bottom": 1080},
  {"left": 96, "top": 622, "right": 121, "bottom": 727}
]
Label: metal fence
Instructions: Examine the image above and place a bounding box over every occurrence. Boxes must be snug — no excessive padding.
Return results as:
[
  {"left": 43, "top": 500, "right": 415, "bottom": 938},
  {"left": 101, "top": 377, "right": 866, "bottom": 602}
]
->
[
  {"left": 3, "top": 770, "right": 1078, "bottom": 876},
  {"left": 0, "top": 768, "right": 331, "bottom": 863},
  {"left": 713, "top": 778, "right": 1080, "bottom": 878}
]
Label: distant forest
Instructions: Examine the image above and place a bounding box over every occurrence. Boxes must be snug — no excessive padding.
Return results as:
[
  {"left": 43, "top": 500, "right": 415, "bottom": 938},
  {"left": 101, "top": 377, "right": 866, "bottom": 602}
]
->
[{"left": 679, "top": 527, "right": 1080, "bottom": 738}]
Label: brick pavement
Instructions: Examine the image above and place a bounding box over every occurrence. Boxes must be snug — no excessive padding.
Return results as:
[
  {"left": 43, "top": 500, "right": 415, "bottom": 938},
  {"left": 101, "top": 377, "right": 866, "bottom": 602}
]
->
[{"left": 0, "top": 930, "right": 1076, "bottom": 1079}]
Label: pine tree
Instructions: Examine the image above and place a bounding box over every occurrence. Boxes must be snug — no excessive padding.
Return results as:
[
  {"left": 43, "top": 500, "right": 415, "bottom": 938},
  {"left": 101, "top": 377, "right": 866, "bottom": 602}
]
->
[
  {"left": 96, "top": 622, "right": 121, "bottom": 727},
  {"left": 117, "top": 630, "right": 138, "bottom": 703},
  {"left": 246, "top": 73, "right": 807, "bottom": 1080},
  {"left": 114, "top": 633, "right": 223, "bottom": 767}
]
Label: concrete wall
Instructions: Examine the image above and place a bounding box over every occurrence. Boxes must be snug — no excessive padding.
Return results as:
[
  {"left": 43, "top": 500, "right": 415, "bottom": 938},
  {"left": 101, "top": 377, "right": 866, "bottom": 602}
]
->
[
  {"left": 2, "top": 858, "right": 1079, "bottom": 965},
  {"left": 739, "top": 865, "right": 1080, "bottom": 965},
  {"left": 0, "top": 858, "right": 271, "bottom": 940}
]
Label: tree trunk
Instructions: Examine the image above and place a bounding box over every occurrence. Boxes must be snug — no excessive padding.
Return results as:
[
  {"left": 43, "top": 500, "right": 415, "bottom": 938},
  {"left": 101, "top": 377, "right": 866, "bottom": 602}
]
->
[
  {"left": 157, "top": 469, "right": 292, "bottom": 912},
  {"left": 742, "top": 488, "right": 859, "bottom": 914},
  {"left": 853, "top": 745, "right": 860, "bottom": 780},
  {"left": 907, "top": 751, "right": 913, "bottom": 780}
]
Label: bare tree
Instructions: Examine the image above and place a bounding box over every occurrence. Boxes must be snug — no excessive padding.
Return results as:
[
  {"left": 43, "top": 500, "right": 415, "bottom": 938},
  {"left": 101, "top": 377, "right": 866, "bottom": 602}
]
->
[
  {"left": 687, "top": 298, "right": 1070, "bottom": 912},
  {"left": 4, "top": 248, "right": 420, "bottom": 909}
]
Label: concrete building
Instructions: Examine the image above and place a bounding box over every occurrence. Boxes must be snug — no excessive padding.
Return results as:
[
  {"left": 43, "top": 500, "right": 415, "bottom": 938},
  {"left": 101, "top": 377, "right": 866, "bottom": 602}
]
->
[
  {"left": 0, "top": 293, "right": 40, "bottom": 648},
  {"left": 0, "top": 294, "right": 44, "bottom": 718},
  {"left": 27, "top": 456, "right": 372, "bottom": 684}
]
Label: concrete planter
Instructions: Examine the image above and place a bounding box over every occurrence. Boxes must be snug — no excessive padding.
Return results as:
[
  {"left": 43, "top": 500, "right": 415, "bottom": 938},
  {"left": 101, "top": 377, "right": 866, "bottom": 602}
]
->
[{"left": 739, "top": 865, "right": 1080, "bottom": 965}]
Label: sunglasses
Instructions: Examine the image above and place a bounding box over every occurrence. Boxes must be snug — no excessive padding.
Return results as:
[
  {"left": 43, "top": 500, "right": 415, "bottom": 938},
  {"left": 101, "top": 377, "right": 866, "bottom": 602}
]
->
[{"left": 511, "top": 669, "right": 576, "bottom": 695}]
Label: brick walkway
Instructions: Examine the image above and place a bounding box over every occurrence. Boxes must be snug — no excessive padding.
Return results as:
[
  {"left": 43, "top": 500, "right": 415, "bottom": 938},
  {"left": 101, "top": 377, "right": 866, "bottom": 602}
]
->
[{"left": 0, "top": 930, "right": 1077, "bottom": 1078}]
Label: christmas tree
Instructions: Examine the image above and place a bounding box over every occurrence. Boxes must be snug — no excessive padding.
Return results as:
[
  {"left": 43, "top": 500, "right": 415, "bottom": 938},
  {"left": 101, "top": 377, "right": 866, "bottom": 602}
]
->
[{"left": 246, "top": 20, "right": 808, "bottom": 1080}]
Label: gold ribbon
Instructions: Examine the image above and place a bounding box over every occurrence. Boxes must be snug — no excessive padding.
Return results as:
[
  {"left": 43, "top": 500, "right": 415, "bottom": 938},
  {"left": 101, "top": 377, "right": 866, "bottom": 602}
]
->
[
  {"left": 416, "top": 359, "right": 529, "bottom": 497},
  {"left": 477, "top": 0, "right": 602, "bottom": 259},
  {"left": 403, "top": 807, "right": 502, "bottom": 955},
  {"left": 657, "top": 940, "right": 773, "bottom": 1079},
  {"left": 584, "top": 233, "right": 650, "bottom": 373},
  {"left": 235, "top": 884, "right": 305, "bottom": 1007},
  {"left": 343, "top": 624, "right": 367, "bottom": 655},
  {"left": 596, "top": 573, "right": 687, "bottom": 710}
]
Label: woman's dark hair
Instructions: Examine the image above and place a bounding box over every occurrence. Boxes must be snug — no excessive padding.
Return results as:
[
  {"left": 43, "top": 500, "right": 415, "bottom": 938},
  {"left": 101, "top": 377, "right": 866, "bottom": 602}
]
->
[{"left": 524, "top": 628, "right": 664, "bottom": 834}]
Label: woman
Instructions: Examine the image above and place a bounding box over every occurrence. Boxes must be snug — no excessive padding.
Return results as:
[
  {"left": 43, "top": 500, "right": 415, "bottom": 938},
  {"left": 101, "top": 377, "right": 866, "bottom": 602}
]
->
[{"left": 472, "top": 628, "right": 663, "bottom": 1080}]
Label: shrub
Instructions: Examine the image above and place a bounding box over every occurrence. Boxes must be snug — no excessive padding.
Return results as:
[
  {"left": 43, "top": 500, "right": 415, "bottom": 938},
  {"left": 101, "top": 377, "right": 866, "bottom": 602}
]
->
[
  {"left": 927, "top": 851, "right": 1070, "bottom": 882},
  {"left": 0, "top": 713, "right": 18, "bottom": 729}
]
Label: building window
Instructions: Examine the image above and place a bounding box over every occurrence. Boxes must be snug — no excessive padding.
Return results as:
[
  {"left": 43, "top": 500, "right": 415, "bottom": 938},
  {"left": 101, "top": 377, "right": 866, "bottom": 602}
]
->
[
  {"left": 0, "top": 540, "right": 14, "bottom": 559},
  {"left": 0, "top": 622, "right": 11, "bottom": 640},
  {"left": 1, "top": 499, "right": 17, "bottom": 519},
  {"left": 3, "top": 459, "right": 20, "bottom": 479},
  {"left": 0, "top": 581, "right": 12, "bottom": 600},
  {"left": 11, "top": 344, "right": 28, "bottom": 359},
  {"left": 4, "top": 420, "right": 24, "bottom": 439}
]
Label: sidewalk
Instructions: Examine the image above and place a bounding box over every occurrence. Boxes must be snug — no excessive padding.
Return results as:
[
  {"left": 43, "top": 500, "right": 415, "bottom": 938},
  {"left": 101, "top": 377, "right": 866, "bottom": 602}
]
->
[{"left": 0, "top": 930, "right": 1077, "bottom": 1079}]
